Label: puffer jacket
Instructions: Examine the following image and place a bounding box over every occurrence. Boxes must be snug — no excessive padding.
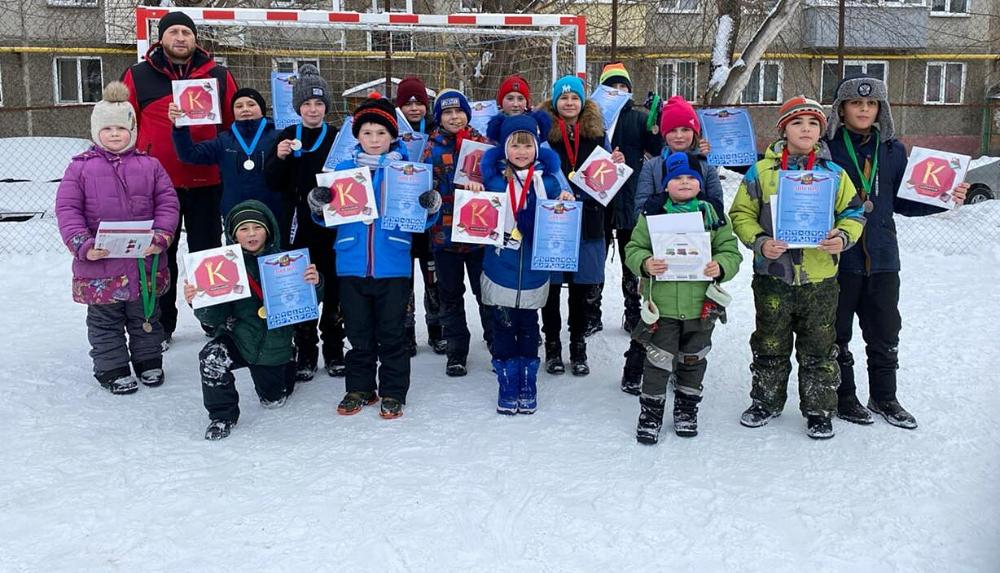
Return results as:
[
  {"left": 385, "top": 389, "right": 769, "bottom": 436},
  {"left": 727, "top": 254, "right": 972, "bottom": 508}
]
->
[
  {"left": 607, "top": 99, "right": 662, "bottom": 230},
  {"left": 634, "top": 152, "right": 726, "bottom": 221},
  {"left": 422, "top": 126, "right": 489, "bottom": 252}
]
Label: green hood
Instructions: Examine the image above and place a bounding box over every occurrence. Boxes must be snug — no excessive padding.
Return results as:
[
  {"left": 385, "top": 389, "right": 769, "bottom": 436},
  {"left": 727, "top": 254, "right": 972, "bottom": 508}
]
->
[{"left": 224, "top": 199, "right": 282, "bottom": 254}]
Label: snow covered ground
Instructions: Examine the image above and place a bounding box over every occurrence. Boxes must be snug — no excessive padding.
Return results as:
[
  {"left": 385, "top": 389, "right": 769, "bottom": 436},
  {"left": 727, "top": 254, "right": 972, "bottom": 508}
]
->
[{"left": 1, "top": 173, "right": 999, "bottom": 571}]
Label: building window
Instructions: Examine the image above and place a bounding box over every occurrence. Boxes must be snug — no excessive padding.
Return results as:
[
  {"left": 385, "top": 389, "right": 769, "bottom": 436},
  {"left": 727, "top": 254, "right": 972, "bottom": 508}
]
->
[
  {"left": 272, "top": 58, "right": 320, "bottom": 73},
  {"left": 741, "top": 61, "right": 783, "bottom": 104},
  {"left": 54, "top": 57, "right": 102, "bottom": 105},
  {"left": 931, "top": 0, "right": 968, "bottom": 14},
  {"left": 656, "top": 60, "right": 698, "bottom": 102},
  {"left": 658, "top": 0, "right": 700, "bottom": 13},
  {"left": 47, "top": 0, "right": 98, "bottom": 6},
  {"left": 821, "top": 60, "right": 886, "bottom": 103},
  {"left": 925, "top": 62, "right": 965, "bottom": 104}
]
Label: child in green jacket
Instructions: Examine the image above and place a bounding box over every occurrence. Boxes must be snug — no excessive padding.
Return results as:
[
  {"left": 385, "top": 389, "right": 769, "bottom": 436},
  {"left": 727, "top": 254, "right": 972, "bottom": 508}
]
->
[
  {"left": 185, "top": 200, "right": 322, "bottom": 440},
  {"left": 625, "top": 151, "right": 742, "bottom": 444}
]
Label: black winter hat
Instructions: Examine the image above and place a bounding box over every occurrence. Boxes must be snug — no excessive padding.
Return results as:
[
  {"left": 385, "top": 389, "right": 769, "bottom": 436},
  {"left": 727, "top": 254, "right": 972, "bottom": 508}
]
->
[
  {"left": 351, "top": 94, "right": 399, "bottom": 139},
  {"left": 158, "top": 12, "right": 197, "bottom": 41},
  {"left": 232, "top": 87, "right": 267, "bottom": 114},
  {"left": 229, "top": 206, "right": 271, "bottom": 240}
]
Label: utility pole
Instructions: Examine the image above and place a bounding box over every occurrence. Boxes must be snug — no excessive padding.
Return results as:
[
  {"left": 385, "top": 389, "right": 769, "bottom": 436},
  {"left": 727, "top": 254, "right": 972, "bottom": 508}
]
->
[
  {"left": 837, "top": 0, "right": 846, "bottom": 79},
  {"left": 611, "top": 0, "right": 619, "bottom": 62},
  {"left": 383, "top": 0, "right": 393, "bottom": 97}
]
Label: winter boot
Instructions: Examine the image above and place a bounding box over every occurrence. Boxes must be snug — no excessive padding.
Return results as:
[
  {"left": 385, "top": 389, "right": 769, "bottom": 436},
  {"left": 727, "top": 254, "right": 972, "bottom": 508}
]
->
[
  {"left": 636, "top": 393, "right": 667, "bottom": 445},
  {"left": 806, "top": 415, "right": 835, "bottom": 439},
  {"left": 493, "top": 358, "right": 520, "bottom": 415},
  {"left": 337, "top": 391, "right": 378, "bottom": 415},
  {"left": 740, "top": 401, "right": 781, "bottom": 428},
  {"left": 517, "top": 357, "right": 540, "bottom": 414},
  {"left": 837, "top": 394, "right": 874, "bottom": 425},
  {"left": 544, "top": 340, "right": 565, "bottom": 375},
  {"left": 96, "top": 367, "right": 138, "bottom": 395},
  {"left": 204, "top": 419, "right": 236, "bottom": 440},
  {"left": 868, "top": 398, "right": 918, "bottom": 429},
  {"left": 622, "top": 272, "right": 641, "bottom": 334},
  {"left": 406, "top": 325, "right": 418, "bottom": 357},
  {"left": 379, "top": 397, "right": 404, "bottom": 419},
  {"left": 583, "top": 284, "right": 604, "bottom": 337},
  {"left": 570, "top": 341, "right": 589, "bottom": 376},
  {"left": 428, "top": 324, "right": 447, "bottom": 355},
  {"left": 620, "top": 341, "right": 644, "bottom": 395},
  {"left": 673, "top": 392, "right": 702, "bottom": 438},
  {"left": 325, "top": 360, "right": 346, "bottom": 377},
  {"left": 295, "top": 345, "right": 318, "bottom": 383},
  {"left": 260, "top": 395, "right": 288, "bottom": 409},
  {"left": 138, "top": 368, "right": 165, "bottom": 388},
  {"left": 446, "top": 355, "right": 468, "bottom": 377}
]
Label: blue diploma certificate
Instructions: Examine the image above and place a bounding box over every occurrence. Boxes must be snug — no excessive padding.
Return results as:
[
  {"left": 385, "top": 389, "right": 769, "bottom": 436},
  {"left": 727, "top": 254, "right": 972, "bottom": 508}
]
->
[
  {"left": 469, "top": 101, "right": 498, "bottom": 135},
  {"left": 531, "top": 200, "right": 582, "bottom": 272},
  {"left": 774, "top": 170, "right": 837, "bottom": 248},
  {"left": 270, "top": 72, "right": 299, "bottom": 130},
  {"left": 590, "top": 85, "right": 631, "bottom": 139},
  {"left": 381, "top": 161, "right": 433, "bottom": 233},
  {"left": 323, "top": 115, "right": 358, "bottom": 171},
  {"left": 257, "top": 248, "right": 319, "bottom": 329},
  {"left": 697, "top": 108, "right": 758, "bottom": 167}
]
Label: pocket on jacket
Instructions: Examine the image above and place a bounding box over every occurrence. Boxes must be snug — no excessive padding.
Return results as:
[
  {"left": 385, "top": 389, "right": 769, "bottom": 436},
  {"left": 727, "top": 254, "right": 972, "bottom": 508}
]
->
[
  {"left": 387, "top": 234, "right": 412, "bottom": 250},
  {"left": 334, "top": 231, "right": 359, "bottom": 252}
]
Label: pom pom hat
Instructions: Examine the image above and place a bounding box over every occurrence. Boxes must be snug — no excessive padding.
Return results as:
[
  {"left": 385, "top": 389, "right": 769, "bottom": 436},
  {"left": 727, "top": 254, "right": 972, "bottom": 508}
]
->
[{"left": 91, "top": 81, "right": 137, "bottom": 152}]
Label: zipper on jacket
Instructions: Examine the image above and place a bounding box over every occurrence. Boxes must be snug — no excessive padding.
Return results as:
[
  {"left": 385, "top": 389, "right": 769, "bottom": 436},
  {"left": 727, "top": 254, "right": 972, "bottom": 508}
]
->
[
  {"left": 366, "top": 223, "right": 375, "bottom": 277},
  {"left": 515, "top": 245, "right": 523, "bottom": 308}
]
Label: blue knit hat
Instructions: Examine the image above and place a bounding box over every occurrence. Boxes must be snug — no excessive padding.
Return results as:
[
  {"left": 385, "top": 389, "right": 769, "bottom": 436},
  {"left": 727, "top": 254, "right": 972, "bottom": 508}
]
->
[
  {"left": 551, "top": 75, "right": 586, "bottom": 105},
  {"left": 664, "top": 151, "right": 703, "bottom": 189},
  {"left": 432, "top": 89, "right": 473, "bottom": 124},
  {"left": 486, "top": 110, "right": 552, "bottom": 151}
]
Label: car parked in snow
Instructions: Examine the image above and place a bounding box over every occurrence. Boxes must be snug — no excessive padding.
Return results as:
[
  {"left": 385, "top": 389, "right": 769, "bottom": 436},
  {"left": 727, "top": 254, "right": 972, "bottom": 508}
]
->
[{"left": 965, "top": 158, "right": 1000, "bottom": 204}]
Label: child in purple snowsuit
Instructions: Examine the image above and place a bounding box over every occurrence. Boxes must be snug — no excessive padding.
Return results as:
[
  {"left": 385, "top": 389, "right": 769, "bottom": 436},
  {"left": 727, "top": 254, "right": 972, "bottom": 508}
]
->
[{"left": 55, "top": 81, "right": 180, "bottom": 395}]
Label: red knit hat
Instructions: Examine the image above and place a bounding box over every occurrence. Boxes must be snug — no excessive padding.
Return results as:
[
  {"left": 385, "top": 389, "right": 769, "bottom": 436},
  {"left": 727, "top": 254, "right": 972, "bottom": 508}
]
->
[
  {"left": 396, "top": 76, "right": 429, "bottom": 108},
  {"left": 776, "top": 95, "right": 827, "bottom": 134},
  {"left": 659, "top": 95, "right": 700, "bottom": 136},
  {"left": 496, "top": 75, "right": 531, "bottom": 108}
]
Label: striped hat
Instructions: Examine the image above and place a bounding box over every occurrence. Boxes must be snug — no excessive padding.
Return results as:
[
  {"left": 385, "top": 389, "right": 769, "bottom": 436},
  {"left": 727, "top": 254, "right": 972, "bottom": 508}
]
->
[
  {"left": 776, "top": 95, "right": 827, "bottom": 134},
  {"left": 599, "top": 62, "right": 632, "bottom": 91}
]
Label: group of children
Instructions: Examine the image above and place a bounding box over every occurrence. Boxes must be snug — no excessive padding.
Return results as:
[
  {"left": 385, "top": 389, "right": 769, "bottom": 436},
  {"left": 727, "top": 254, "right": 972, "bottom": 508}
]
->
[{"left": 56, "top": 61, "right": 968, "bottom": 442}]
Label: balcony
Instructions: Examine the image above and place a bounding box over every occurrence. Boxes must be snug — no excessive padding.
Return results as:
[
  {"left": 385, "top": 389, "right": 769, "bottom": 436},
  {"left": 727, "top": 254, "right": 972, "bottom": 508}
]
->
[{"left": 802, "top": 4, "right": 929, "bottom": 50}]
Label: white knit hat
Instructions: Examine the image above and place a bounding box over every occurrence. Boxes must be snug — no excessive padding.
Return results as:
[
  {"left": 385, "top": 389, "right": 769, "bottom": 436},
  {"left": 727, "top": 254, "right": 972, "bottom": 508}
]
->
[{"left": 91, "top": 81, "right": 137, "bottom": 152}]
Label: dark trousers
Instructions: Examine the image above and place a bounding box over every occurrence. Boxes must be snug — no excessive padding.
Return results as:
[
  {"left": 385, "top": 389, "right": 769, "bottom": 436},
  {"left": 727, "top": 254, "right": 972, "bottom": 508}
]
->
[
  {"left": 433, "top": 249, "right": 493, "bottom": 359},
  {"left": 640, "top": 318, "right": 714, "bottom": 397},
  {"left": 749, "top": 276, "right": 840, "bottom": 418},
  {"left": 836, "top": 272, "right": 902, "bottom": 402},
  {"left": 490, "top": 306, "right": 540, "bottom": 361},
  {"left": 200, "top": 334, "right": 295, "bottom": 423},
  {"left": 407, "top": 247, "right": 442, "bottom": 332},
  {"left": 87, "top": 300, "right": 163, "bottom": 374},
  {"left": 291, "top": 223, "right": 343, "bottom": 365},
  {"left": 541, "top": 280, "right": 589, "bottom": 343},
  {"left": 340, "top": 276, "right": 411, "bottom": 402},
  {"left": 162, "top": 185, "right": 222, "bottom": 336},
  {"left": 605, "top": 227, "right": 641, "bottom": 317}
]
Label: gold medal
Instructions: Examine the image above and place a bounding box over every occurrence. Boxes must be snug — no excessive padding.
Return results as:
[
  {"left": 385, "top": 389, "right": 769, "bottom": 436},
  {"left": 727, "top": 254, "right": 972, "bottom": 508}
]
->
[
  {"left": 258, "top": 306, "right": 267, "bottom": 319},
  {"left": 142, "top": 321, "right": 153, "bottom": 333},
  {"left": 568, "top": 171, "right": 576, "bottom": 180},
  {"left": 510, "top": 227, "right": 522, "bottom": 241}
]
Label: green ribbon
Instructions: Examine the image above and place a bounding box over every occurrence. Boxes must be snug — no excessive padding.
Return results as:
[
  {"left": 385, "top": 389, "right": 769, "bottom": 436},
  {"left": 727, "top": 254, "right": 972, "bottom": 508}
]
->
[
  {"left": 137, "top": 253, "right": 159, "bottom": 323},
  {"left": 842, "top": 128, "right": 880, "bottom": 198},
  {"left": 646, "top": 94, "right": 661, "bottom": 132}
]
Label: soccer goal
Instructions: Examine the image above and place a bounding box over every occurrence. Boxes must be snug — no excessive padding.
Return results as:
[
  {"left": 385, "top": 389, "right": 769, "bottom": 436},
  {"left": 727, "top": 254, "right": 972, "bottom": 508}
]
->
[{"left": 135, "top": 6, "right": 586, "bottom": 115}]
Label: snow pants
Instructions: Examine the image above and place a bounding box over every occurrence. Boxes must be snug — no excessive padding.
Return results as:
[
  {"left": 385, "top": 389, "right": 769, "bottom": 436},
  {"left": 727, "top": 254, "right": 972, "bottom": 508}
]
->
[
  {"left": 490, "top": 306, "right": 540, "bottom": 361},
  {"left": 640, "top": 318, "right": 714, "bottom": 398},
  {"left": 291, "top": 221, "right": 344, "bottom": 367},
  {"left": 433, "top": 248, "right": 493, "bottom": 360},
  {"left": 835, "top": 271, "right": 902, "bottom": 403},
  {"left": 200, "top": 334, "right": 295, "bottom": 423},
  {"left": 340, "top": 276, "right": 411, "bottom": 402},
  {"left": 87, "top": 300, "right": 163, "bottom": 376}
]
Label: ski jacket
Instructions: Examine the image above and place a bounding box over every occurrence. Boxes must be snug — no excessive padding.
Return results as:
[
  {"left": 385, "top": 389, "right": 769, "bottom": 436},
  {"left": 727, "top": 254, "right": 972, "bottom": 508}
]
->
[
  {"left": 607, "top": 99, "right": 662, "bottom": 230},
  {"left": 422, "top": 126, "right": 489, "bottom": 253}
]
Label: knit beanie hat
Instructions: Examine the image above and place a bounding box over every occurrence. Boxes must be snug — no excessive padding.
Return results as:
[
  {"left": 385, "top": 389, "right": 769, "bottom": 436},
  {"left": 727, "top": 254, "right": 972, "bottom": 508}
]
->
[
  {"left": 158, "top": 11, "right": 197, "bottom": 41},
  {"left": 292, "top": 64, "right": 331, "bottom": 114},
  {"left": 599, "top": 62, "right": 632, "bottom": 91},
  {"left": 396, "top": 76, "right": 430, "bottom": 108},
  {"left": 487, "top": 110, "right": 552, "bottom": 156},
  {"left": 351, "top": 93, "right": 399, "bottom": 139},
  {"left": 91, "top": 81, "right": 137, "bottom": 152},
  {"left": 826, "top": 74, "right": 894, "bottom": 141},
  {"left": 229, "top": 205, "right": 271, "bottom": 240},
  {"left": 551, "top": 75, "right": 586, "bottom": 105},
  {"left": 659, "top": 95, "right": 700, "bottom": 136},
  {"left": 433, "top": 89, "right": 473, "bottom": 124},
  {"left": 496, "top": 75, "right": 532, "bottom": 108},
  {"left": 231, "top": 87, "right": 267, "bottom": 115},
  {"left": 663, "top": 151, "right": 704, "bottom": 190},
  {"left": 776, "top": 95, "right": 827, "bottom": 134}
]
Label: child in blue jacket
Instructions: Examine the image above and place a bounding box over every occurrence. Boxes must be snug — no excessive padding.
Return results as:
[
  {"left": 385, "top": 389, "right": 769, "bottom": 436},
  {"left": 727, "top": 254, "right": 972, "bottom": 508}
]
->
[
  {"left": 481, "top": 111, "right": 571, "bottom": 415},
  {"left": 307, "top": 95, "right": 441, "bottom": 419}
]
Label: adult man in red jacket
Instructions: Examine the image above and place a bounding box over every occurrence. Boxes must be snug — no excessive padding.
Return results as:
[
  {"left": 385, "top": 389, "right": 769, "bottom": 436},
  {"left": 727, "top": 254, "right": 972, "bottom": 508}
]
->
[{"left": 121, "top": 12, "right": 238, "bottom": 345}]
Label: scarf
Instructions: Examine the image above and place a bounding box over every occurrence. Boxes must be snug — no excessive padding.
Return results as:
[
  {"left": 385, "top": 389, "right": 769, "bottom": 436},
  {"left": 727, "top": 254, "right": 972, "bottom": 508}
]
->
[
  {"left": 663, "top": 197, "right": 722, "bottom": 231},
  {"left": 356, "top": 150, "right": 402, "bottom": 169}
]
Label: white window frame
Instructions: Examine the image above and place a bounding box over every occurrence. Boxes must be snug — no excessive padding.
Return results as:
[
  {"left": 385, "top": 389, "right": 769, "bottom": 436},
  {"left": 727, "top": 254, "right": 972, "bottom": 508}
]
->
[
  {"left": 657, "top": 0, "right": 700, "bottom": 13},
  {"left": 821, "top": 59, "right": 888, "bottom": 103},
  {"left": 46, "top": 0, "right": 98, "bottom": 7},
  {"left": 740, "top": 61, "right": 784, "bottom": 104},
  {"left": 53, "top": 56, "right": 103, "bottom": 105},
  {"left": 655, "top": 59, "right": 699, "bottom": 102},
  {"left": 271, "top": 57, "right": 321, "bottom": 73},
  {"left": 930, "top": 0, "right": 970, "bottom": 16},
  {"left": 366, "top": 0, "right": 414, "bottom": 52},
  {"left": 924, "top": 61, "right": 966, "bottom": 105}
]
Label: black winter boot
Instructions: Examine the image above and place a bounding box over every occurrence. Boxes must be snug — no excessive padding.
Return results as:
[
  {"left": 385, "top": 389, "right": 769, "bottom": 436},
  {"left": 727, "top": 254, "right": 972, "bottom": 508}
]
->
[
  {"left": 570, "top": 341, "right": 589, "bottom": 376},
  {"left": 620, "top": 341, "right": 644, "bottom": 395},
  {"left": 544, "top": 340, "right": 565, "bottom": 375},
  {"left": 295, "top": 344, "right": 318, "bottom": 383},
  {"left": 96, "top": 366, "right": 138, "bottom": 395},
  {"left": 622, "top": 271, "right": 641, "bottom": 333},
  {"left": 583, "top": 284, "right": 604, "bottom": 337},
  {"left": 868, "top": 398, "right": 918, "bottom": 429},
  {"left": 406, "top": 325, "right": 417, "bottom": 357},
  {"left": 673, "top": 392, "right": 701, "bottom": 437},
  {"left": 740, "top": 401, "right": 781, "bottom": 428},
  {"left": 837, "top": 394, "right": 874, "bottom": 425},
  {"left": 636, "top": 393, "right": 667, "bottom": 445},
  {"left": 428, "top": 324, "right": 447, "bottom": 355},
  {"left": 806, "top": 415, "right": 835, "bottom": 439}
]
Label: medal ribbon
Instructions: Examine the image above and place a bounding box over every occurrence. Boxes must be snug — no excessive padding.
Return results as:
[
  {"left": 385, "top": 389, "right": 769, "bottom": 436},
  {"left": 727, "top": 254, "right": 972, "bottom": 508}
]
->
[
  {"left": 232, "top": 118, "right": 268, "bottom": 161},
  {"left": 137, "top": 253, "right": 159, "bottom": 323},
  {"left": 842, "top": 128, "right": 880, "bottom": 199},
  {"left": 247, "top": 274, "right": 264, "bottom": 301},
  {"left": 780, "top": 146, "right": 817, "bottom": 171},
  {"left": 508, "top": 164, "right": 536, "bottom": 216},
  {"left": 558, "top": 119, "right": 581, "bottom": 169},
  {"left": 294, "top": 122, "right": 328, "bottom": 157}
]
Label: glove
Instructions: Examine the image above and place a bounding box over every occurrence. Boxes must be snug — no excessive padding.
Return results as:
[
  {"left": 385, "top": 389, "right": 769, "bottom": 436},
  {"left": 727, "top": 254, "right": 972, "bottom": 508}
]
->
[
  {"left": 419, "top": 190, "right": 442, "bottom": 214},
  {"left": 701, "top": 282, "right": 731, "bottom": 325},
  {"left": 307, "top": 186, "right": 332, "bottom": 215}
]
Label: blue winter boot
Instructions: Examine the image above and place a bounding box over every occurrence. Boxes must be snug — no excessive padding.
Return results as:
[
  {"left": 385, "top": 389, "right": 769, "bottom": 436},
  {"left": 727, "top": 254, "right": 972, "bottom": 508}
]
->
[
  {"left": 493, "top": 358, "right": 520, "bottom": 415},
  {"left": 517, "top": 357, "right": 540, "bottom": 414}
]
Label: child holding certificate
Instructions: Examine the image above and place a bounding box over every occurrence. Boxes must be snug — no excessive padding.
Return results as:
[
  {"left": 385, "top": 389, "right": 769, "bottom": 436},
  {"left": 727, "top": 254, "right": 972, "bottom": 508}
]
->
[
  {"left": 422, "top": 89, "right": 495, "bottom": 376},
  {"left": 55, "top": 82, "right": 179, "bottom": 395},
  {"left": 185, "top": 201, "right": 321, "bottom": 440},
  {"left": 306, "top": 95, "right": 442, "bottom": 419},
  {"left": 481, "top": 112, "right": 569, "bottom": 414},
  {"left": 624, "top": 152, "right": 741, "bottom": 443},
  {"left": 729, "top": 96, "right": 866, "bottom": 440},
  {"left": 823, "top": 76, "right": 968, "bottom": 429},
  {"left": 622, "top": 95, "right": 725, "bottom": 395}
]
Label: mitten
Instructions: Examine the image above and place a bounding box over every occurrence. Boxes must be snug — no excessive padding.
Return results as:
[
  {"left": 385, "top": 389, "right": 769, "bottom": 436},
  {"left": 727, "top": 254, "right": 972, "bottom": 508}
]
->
[
  {"left": 419, "top": 190, "right": 442, "bottom": 214},
  {"left": 307, "top": 186, "right": 332, "bottom": 215}
]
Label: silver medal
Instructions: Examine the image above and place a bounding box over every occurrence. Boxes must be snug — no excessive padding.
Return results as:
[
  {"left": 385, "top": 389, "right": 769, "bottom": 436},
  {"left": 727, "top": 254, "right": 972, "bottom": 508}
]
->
[
  {"left": 142, "top": 321, "right": 153, "bottom": 333},
  {"left": 243, "top": 159, "right": 255, "bottom": 171},
  {"left": 863, "top": 199, "right": 874, "bottom": 213},
  {"left": 289, "top": 139, "right": 303, "bottom": 151}
]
